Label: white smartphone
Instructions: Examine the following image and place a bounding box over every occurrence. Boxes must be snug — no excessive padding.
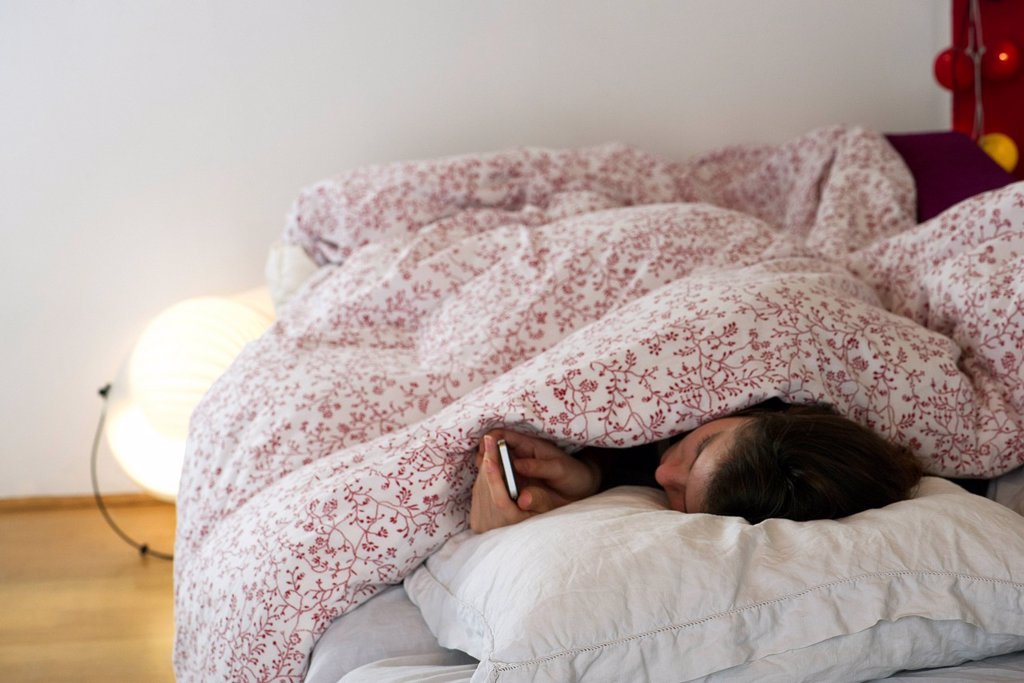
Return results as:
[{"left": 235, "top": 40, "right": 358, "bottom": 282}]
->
[{"left": 495, "top": 439, "right": 520, "bottom": 501}]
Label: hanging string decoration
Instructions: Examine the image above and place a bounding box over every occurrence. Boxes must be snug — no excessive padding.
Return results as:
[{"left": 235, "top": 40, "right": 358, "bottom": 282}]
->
[{"left": 933, "top": 0, "right": 1020, "bottom": 172}]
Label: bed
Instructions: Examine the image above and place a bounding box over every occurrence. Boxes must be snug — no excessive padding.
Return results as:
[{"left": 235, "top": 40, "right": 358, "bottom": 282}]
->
[{"left": 173, "top": 126, "right": 1024, "bottom": 682}]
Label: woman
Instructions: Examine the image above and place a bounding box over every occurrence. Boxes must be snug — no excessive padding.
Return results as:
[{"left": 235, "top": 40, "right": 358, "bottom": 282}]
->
[{"left": 470, "top": 401, "right": 924, "bottom": 532}]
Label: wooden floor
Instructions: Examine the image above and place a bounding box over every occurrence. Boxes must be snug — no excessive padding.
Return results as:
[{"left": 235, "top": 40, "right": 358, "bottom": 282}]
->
[{"left": 0, "top": 498, "right": 177, "bottom": 682}]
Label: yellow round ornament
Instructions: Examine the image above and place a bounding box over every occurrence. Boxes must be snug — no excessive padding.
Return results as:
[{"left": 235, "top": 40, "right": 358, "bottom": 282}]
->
[{"left": 979, "top": 133, "right": 1019, "bottom": 173}]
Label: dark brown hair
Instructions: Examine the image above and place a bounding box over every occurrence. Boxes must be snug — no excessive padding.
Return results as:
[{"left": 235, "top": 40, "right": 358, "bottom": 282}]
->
[{"left": 703, "top": 402, "right": 924, "bottom": 524}]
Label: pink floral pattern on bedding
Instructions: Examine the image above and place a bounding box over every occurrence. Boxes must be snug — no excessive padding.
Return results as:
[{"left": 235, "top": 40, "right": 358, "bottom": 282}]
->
[{"left": 174, "top": 126, "right": 1024, "bottom": 681}]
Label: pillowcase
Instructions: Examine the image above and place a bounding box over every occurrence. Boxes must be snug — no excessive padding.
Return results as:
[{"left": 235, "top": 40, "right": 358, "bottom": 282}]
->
[
  {"left": 264, "top": 240, "right": 319, "bottom": 313},
  {"left": 405, "top": 479, "right": 1024, "bottom": 682},
  {"left": 885, "top": 131, "right": 1015, "bottom": 222}
]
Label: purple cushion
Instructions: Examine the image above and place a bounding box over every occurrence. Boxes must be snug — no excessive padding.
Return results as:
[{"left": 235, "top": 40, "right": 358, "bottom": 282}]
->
[{"left": 885, "top": 131, "right": 1016, "bottom": 222}]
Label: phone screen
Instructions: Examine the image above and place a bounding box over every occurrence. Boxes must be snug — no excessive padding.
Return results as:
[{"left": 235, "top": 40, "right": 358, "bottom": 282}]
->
[{"left": 496, "top": 439, "right": 519, "bottom": 501}]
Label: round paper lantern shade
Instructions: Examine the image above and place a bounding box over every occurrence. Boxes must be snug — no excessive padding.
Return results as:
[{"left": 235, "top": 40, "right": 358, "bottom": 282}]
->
[
  {"left": 982, "top": 39, "right": 1020, "bottom": 81},
  {"left": 933, "top": 47, "right": 974, "bottom": 91},
  {"left": 105, "top": 295, "right": 273, "bottom": 500}
]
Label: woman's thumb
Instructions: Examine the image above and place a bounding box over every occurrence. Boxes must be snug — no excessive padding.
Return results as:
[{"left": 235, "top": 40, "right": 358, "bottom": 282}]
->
[{"left": 519, "top": 487, "right": 556, "bottom": 513}]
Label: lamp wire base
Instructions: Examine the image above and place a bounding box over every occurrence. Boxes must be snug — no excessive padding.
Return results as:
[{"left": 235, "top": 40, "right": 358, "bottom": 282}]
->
[{"left": 92, "top": 384, "right": 174, "bottom": 561}]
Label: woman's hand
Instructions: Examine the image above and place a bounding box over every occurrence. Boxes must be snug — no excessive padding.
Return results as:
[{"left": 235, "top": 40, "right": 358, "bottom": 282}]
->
[
  {"left": 469, "top": 434, "right": 531, "bottom": 533},
  {"left": 469, "top": 430, "right": 601, "bottom": 533}
]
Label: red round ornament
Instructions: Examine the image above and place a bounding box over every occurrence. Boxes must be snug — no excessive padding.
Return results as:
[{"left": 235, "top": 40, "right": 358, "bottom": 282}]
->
[
  {"left": 982, "top": 39, "right": 1020, "bottom": 81},
  {"left": 934, "top": 48, "right": 975, "bottom": 91}
]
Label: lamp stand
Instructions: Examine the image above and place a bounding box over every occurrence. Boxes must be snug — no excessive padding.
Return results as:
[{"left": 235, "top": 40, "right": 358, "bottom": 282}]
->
[{"left": 91, "top": 384, "right": 174, "bottom": 561}]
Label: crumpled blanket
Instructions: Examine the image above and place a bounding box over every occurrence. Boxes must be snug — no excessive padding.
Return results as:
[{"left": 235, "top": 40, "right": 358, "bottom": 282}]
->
[{"left": 173, "top": 126, "right": 1024, "bottom": 682}]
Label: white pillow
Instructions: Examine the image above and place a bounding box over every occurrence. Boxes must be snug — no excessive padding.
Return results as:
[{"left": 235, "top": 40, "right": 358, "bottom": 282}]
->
[
  {"left": 405, "top": 478, "right": 1024, "bottom": 682},
  {"left": 264, "top": 240, "right": 319, "bottom": 313}
]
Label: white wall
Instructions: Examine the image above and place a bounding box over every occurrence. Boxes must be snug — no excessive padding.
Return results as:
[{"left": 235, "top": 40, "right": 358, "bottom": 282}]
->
[{"left": 1, "top": 0, "right": 950, "bottom": 498}]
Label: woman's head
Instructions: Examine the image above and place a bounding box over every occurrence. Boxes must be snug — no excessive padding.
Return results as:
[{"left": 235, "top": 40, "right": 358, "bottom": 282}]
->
[
  {"left": 654, "top": 416, "right": 750, "bottom": 514},
  {"left": 701, "top": 402, "right": 924, "bottom": 523}
]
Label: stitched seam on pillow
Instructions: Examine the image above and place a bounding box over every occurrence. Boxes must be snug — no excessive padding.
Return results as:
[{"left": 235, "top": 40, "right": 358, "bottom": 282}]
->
[
  {"left": 415, "top": 563, "right": 497, "bottom": 655},
  {"left": 488, "top": 569, "right": 1024, "bottom": 672}
]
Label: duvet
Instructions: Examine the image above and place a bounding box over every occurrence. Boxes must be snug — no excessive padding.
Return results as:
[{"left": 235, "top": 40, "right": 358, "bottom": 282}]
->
[{"left": 173, "top": 126, "right": 1024, "bottom": 681}]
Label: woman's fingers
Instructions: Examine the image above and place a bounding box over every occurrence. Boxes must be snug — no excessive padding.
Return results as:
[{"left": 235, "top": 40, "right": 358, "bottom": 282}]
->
[
  {"left": 484, "top": 429, "right": 532, "bottom": 458},
  {"left": 481, "top": 436, "right": 518, "bottom": 510},
  {"left": 513, "top": 455, "right": 564, "bottom": 481},
  {"left": 486, "top": 429, "right": 564, "bottom": 461}
]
